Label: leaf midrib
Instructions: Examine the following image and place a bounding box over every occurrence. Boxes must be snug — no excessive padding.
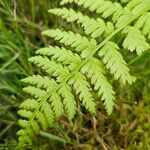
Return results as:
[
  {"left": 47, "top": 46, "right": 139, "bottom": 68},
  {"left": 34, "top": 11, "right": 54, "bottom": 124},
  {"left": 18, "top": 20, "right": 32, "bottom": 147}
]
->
[{"left": 18, "top": 6, "right": 150, "bottom": 148}]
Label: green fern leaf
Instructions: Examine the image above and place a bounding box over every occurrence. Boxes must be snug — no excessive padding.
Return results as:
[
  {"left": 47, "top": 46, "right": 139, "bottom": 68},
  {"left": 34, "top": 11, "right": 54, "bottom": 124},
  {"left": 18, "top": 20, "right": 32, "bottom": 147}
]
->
[
  {"left": 29, "top": 56, "right": 70, "bottom": 82},
  {"left": 41, "top": 102, "right": 54, "bottom": 126},
  {"left": 135, "top": 12, "right": 150, "bottom": 39},
  {"left": 127, "top": 0, "right": 145, "bottom": 10},
  {"left": 49, "top": 8, "right": 114, "bottom": 38},
  {"left": 68, "top": 72, "right": 96, "bottom": 113},
  {"left": 17, "top": 0, "right": 150, "bottom": 148},
  {"left": 60, "top": 0, "right": 123, "bottom": 20},
  {"left": 18, "top": 134, "right": 32, "bottom": 147},
  {"left": 36, "top": 46, "right": 81, "bottom": 70},
  {"left": 19, "top": 99, "right": 38, "bottom": 110},
  {"left": 18, "top": 110, "right": 33, "bottom": 119},
  {"left": 22, "top": 75, "right": 57, "bottom": 91},
  {"left": 36, "top": 112, "right": 48, "bottom": 129},
  {"left": 58, "top": 84, "right": 76, "bottom": 119},
  {"left": 122, "top": 26, "right": 149, "bottom": 55},
  {"left": 36, "top": 46, "right": 81, "bottom": 64},
  {"left": 23, "top": 86, "right": 46, "bottom": 98},
  {"left": 99, "top": 41, "right": 136, "bottom": 84},
  {"left": 49, "top": 92, "right": 64, "bottom": 118},
  {"left": 42, "top": 29, "right": 97, "bottom": 55},
  {"left": 31, "top": 121, "right": 40, "bottom": 135},
  {"left": 18, "top": 120, "right": 28, "bottom": 128},
  {"left": 81, "top": 57, "right": 115, "bottom": 114}
]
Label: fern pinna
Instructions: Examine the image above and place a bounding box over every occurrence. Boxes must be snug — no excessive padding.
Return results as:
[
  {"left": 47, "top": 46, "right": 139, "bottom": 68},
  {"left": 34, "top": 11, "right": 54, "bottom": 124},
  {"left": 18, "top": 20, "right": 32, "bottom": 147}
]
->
[{"left": 17, "top": 0, "right": 150, "bottom": 148}]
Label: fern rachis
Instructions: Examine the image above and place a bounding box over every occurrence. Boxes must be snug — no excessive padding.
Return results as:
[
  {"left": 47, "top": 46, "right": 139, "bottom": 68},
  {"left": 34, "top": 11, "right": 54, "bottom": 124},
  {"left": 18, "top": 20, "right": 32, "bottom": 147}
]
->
[{"left": 17, "top": 0, "right": 150, "bottom": 148}]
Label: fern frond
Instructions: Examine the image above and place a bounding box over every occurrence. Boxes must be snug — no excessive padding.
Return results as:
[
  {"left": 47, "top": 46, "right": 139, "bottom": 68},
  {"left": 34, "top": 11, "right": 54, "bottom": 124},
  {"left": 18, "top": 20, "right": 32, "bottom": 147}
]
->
[
  {"left": 122, "top": 26, "right": 149, "bottom": 55},
  {"left": 128, "top": 0, "right": 150, "bottom": 14},
  {"left": 49, "top": 92, "right": 64, "bottom": 118},
  {"left": 19, "top": 99, "right": 39, "bottom": 110},
  {"left": 61, "top": 0, "right": 150, "bottom": 28},
  {"left": 99, "top": 41, "right": 136, "bottom": 84},
  {"left": 36, "top": 46, "right": 81, "bottom": 64},
  {"left": 18, "top": 110, "right": 33, "bottom": 119},
  {"left": 36, "top": 46, "right": 81, "bottom": 70},
  {"left": 31, "top": 121, "right": 40, "bottom": 135},
  {"left": 68, "top": 72, "right": 96, "bottom": 113},
  {"left": 18, "top": 120, "right": 28, "bottom": 128},
  {"left": 23, "top": 86, "right": 46, "bottom": 99},
  {"left": 58, "top": 84, "right": 76, "bottom": 119},
  {"left": 115, "top": 8, "right": 132, "bottom": 27},
  {"left": 61, "top": 0, "right": 123, "bottom": 19},
  {"left": 127, "top": 0, "right": 145, "bottom": 9},
  {"left": 135, "top": 12, "right": 150, "bottom": 39},
  {"left": 42, "top": 29, "right": 97, "bottom": 56},
  {"left": 18, "top": 133, "right": 32, "bottom": 147},
  {"left": 81, "top": 57, "right": 115, "bottom": 115},
  {"left": 29, "top": 56, "right": 70, "bottom": 82},
  {"left": 21, "top": 75, "right": 57, "bottom": 91},
  {"left": 42, "top": 29, "right": 97, "bottom": 59},
  {"left": 41, "top": 102, "right": 54, "bottom": 126},
  {"left": 36, "top": 112, "right": 48, "bottom": 129},
  {"left": 49, "top": 8, "right": 114, "bottom": 38},
  {"left": 17, "top": 0, "right": 150, "bottom": 148}
]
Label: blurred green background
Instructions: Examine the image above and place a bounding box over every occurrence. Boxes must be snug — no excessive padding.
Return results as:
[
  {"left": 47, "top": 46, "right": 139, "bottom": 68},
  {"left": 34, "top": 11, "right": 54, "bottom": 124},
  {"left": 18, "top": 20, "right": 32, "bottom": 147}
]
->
[{"left": 0, "top": 0, "right": 149, "bottom": 149}]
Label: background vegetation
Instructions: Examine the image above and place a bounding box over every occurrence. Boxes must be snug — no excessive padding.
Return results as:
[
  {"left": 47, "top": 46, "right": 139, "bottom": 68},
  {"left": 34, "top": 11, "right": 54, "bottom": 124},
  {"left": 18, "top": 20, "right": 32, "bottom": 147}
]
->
[{"left": 0, "top": 0, "right": 149, "bottom": 149}]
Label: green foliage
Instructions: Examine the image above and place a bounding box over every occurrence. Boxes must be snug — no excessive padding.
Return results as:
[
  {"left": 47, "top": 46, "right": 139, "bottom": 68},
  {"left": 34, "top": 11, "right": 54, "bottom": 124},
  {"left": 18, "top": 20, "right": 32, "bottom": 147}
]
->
[
  {"left": 99, "top": 41, "right": 135, "bottom": 84},
  {"left": 0, "top": 0, "right": 149, "bottom": 149},
  {"left": 122, "top": 26, "right": 149, "bottom": 55},
  {"left": 0, "top": 0, "right": 59, "bottom": 148},
  {"left": 16, "top": 0, "right": 150, "bottom": 148}
]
